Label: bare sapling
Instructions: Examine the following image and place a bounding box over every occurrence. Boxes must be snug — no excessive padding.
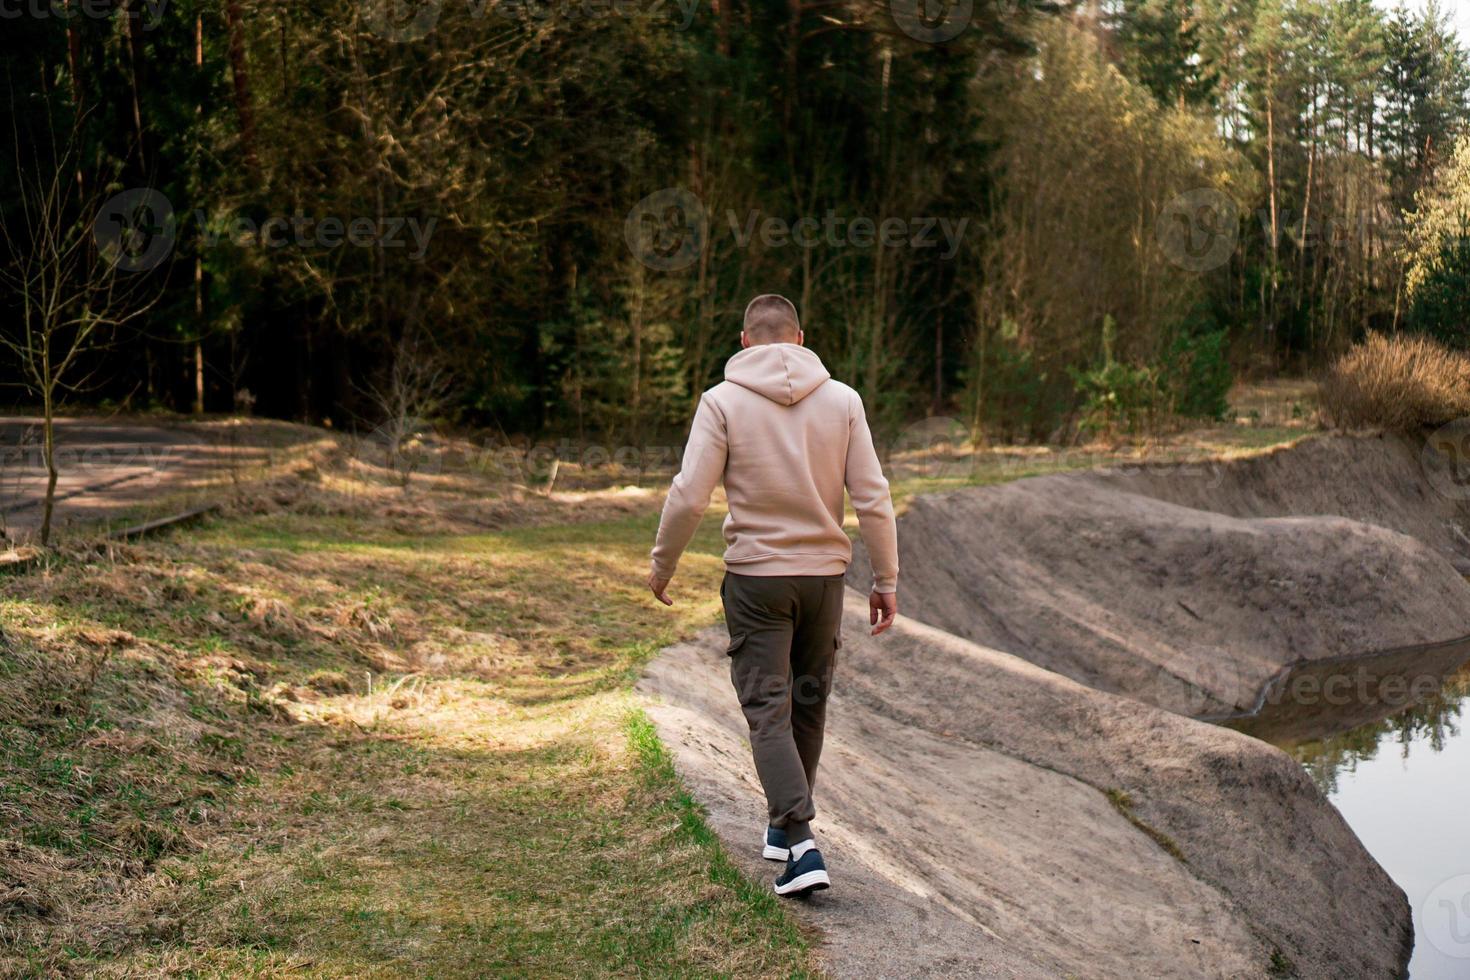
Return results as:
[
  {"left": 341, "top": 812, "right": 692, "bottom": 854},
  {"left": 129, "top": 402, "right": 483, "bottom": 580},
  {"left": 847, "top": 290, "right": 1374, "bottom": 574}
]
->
[{"left": 0, "top": 135, "right": 165, "bottom": 545}]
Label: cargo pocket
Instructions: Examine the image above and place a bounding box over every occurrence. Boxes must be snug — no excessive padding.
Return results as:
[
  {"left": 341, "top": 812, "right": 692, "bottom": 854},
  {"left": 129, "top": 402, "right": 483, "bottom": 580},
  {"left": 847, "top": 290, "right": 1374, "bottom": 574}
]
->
[{"left": 726, "top": 633, "right": 747, "bottom": 657}]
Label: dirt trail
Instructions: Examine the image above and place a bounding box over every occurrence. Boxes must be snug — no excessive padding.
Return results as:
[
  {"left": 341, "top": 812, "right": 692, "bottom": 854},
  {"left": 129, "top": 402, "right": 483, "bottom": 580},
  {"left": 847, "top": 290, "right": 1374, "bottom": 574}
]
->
[
  {"left": 638, "top": 433, "right": 1470, "bottom": 976},
  {"left": 0, "top": 417, "right": 326, "bottom": 540}
]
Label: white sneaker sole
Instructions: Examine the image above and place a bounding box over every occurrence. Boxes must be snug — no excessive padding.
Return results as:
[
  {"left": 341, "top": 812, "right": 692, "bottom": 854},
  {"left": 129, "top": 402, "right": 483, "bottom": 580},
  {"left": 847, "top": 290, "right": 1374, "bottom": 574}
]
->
[
  {"left": 762, "top": 843, "right": 790, "bottom": 861},
  {"left": 774, "top": 868, "right": 830, "bottom": 895}
]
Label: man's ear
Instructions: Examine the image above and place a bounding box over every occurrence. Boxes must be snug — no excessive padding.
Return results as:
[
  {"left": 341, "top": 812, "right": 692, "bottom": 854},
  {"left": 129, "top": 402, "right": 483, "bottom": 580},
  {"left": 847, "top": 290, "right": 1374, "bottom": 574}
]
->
[
  {"left": 740, "top": 331, "right": 750, "bottom": 349},
  {"left": 796, "top": 329, "right": 804, "bottom": 347}
]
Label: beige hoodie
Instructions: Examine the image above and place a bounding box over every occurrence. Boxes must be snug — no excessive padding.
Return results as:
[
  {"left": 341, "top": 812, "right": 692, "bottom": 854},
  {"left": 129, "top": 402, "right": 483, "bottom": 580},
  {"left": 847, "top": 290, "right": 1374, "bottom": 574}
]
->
[{"left": 650, "top": 343, "right": 898, "bottom": 592}]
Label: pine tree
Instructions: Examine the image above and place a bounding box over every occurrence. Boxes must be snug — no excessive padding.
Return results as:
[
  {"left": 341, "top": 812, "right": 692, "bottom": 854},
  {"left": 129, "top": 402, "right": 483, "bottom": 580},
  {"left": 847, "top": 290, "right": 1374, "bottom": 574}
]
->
[{"left": 1109, "top": 0, "right": 1218, "bottom": 109}]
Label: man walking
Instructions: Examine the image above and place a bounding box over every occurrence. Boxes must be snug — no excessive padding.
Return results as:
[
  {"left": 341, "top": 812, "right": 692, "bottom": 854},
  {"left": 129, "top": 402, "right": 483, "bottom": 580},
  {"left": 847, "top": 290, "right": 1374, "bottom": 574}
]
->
[{"left": 647, "top": 294, "right": 899, "bottom": 896}]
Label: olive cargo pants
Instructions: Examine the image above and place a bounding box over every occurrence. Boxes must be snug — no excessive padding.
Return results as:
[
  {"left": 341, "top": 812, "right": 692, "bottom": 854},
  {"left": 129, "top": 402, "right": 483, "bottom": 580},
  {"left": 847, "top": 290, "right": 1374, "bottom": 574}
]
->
[{"left": 721, "top": 571, "right": 844, "bottom": 845}]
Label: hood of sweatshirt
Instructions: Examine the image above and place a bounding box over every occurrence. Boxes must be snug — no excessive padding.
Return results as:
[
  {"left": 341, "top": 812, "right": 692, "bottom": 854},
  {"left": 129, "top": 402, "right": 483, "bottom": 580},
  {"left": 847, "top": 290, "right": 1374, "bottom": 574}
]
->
[{"left": 724, "top": 343, "right": 832, "bottom": 406}]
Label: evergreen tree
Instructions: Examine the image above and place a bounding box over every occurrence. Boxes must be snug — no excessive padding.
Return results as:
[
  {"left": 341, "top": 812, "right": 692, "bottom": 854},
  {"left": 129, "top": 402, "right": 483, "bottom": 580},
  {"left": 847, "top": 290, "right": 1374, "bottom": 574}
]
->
[{"left": 1109, "top": 0, "right": 1218, "bottom": 109}]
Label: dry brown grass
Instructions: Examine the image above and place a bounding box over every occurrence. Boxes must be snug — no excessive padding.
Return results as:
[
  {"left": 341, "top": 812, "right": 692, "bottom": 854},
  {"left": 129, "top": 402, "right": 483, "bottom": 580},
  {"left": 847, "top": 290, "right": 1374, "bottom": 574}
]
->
[
  {"left": 1319, "top": 332, "right": 1470, "bottom": 431},
  {"left": 225, "top": 461, "right": 662, "bottom": 538},
  {"left": 0, "top": 472, "right": 818, "bottom": 978}
]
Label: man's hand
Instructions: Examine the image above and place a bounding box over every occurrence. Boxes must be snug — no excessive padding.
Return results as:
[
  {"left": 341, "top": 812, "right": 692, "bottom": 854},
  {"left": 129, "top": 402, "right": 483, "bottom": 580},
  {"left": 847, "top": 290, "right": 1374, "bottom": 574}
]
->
[
  {"left": 648, "top": 571, "right": 673, "bottom": 606},
  {"left": 869, "top": 590, "right": 897, "bottom": 635}
]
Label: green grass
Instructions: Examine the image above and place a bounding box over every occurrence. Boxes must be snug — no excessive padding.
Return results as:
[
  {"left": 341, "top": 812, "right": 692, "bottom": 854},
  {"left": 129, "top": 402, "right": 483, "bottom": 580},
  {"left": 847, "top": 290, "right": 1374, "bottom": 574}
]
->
[
  {"left": 625, "top": 711, "right": 816, "bottom": 959},
  {"left": 1104, "top": 789, "right": 1186, "bottom": 864},
  {"left": 0, "top": 506, "right": 816, "bottom": 978}
]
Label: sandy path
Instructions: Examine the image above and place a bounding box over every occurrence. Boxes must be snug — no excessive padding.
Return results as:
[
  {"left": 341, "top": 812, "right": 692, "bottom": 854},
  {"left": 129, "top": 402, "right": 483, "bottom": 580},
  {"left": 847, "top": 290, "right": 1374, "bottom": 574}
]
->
[
  {"left": 641, "top": 592, "right": 1409, "bottom": 977},
  {"left": 0, "top": 417, "right": 313, "bottom": 539}
]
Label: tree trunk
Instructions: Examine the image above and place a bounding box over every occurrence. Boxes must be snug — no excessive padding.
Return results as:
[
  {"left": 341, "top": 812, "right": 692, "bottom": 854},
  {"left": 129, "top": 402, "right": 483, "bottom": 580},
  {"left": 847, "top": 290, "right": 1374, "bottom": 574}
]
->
[
  {"left": 194, "top": 341, "right": 205, "bottom": 414},
  {"left": 40, "top": 360, "right": 57, "bottom": 547},
  {"left": 932, "top": 315, "right": 943, "bottom": 416},
  {"left": 630, "top": 263, "right": 644, "bottom": 442},
  {"left": 124, "top": 0, "right": 148, "bottom": 170},
  {"left": 194, "top": 13, "right": 206, "bottom": 416},
  {"left": 224, "top": 0, "right": 259, "bottom": 167},
  {"left": 62, "top": 0, "right": 85, "bottom": 193},
  {"left": 1265, "top": 52, "right": 1279, "bottom": 343}
]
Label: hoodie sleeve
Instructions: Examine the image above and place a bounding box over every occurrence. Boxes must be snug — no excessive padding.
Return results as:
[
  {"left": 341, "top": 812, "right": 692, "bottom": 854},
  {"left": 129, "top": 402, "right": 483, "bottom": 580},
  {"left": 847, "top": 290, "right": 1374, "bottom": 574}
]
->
[
  {"left": 845, "top": 393, "right": 899, "bottom": 593},
  {"left": 650, "top": 394, "right": 728, "bottom": 580}
]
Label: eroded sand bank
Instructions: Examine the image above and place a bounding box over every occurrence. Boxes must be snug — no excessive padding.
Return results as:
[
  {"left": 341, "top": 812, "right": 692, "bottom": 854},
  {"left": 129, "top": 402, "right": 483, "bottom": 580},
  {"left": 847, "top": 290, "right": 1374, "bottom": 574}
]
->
[
  {"left": 641, "top": 599, "right": 1408, "bottom": 977},
  {"left": 850, "top": 433, "right": 1470, "bottom": 716},
  {"left": 640, "top": 434, "right": 1470, "bottom": 976}
]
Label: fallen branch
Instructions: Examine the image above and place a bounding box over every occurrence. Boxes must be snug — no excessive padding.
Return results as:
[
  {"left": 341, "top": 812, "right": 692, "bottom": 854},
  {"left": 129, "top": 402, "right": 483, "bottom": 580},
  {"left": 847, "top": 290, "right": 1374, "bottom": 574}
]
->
[{"left": 107, "top": 504, "right": 220, "bottom": 541}]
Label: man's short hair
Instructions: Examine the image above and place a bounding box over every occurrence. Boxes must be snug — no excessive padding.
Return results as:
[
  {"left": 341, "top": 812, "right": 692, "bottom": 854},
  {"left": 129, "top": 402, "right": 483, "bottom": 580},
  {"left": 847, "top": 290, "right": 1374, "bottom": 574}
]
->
[{"left": 743, "top": 294, "right": 801, "bottom": 343}]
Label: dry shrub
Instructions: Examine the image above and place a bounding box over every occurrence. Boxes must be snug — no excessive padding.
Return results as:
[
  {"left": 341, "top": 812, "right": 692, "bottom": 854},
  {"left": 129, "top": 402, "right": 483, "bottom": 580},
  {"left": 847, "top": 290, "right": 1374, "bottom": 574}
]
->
[
  {"left": 1320, "top": 332, "right": 1470, "bottom": 431},
  {"left": 305, "top": 669, "right": 351, "bottom": 695},
  {"left": 328, "top": 598, "right": 395, "bottom": 642},
  {"left": 239, "top": 595, "right": 300, "bottom": 633}
]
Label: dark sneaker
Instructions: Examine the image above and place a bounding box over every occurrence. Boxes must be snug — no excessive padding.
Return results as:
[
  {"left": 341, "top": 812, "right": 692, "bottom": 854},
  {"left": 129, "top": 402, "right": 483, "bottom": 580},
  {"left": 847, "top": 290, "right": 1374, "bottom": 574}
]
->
[
  {"left": 762, "top": 825, "right": 790, "bottom": 861},
  {"left": 774, "top": 846, "right": 830, "bottom": 896}
]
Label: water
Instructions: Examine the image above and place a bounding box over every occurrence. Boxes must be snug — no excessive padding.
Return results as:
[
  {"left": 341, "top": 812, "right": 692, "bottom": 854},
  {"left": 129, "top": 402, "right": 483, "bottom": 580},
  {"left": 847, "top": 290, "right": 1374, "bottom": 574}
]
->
[{"left": 1227, "top": 642, "right": 1470, "bottom": 979}]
